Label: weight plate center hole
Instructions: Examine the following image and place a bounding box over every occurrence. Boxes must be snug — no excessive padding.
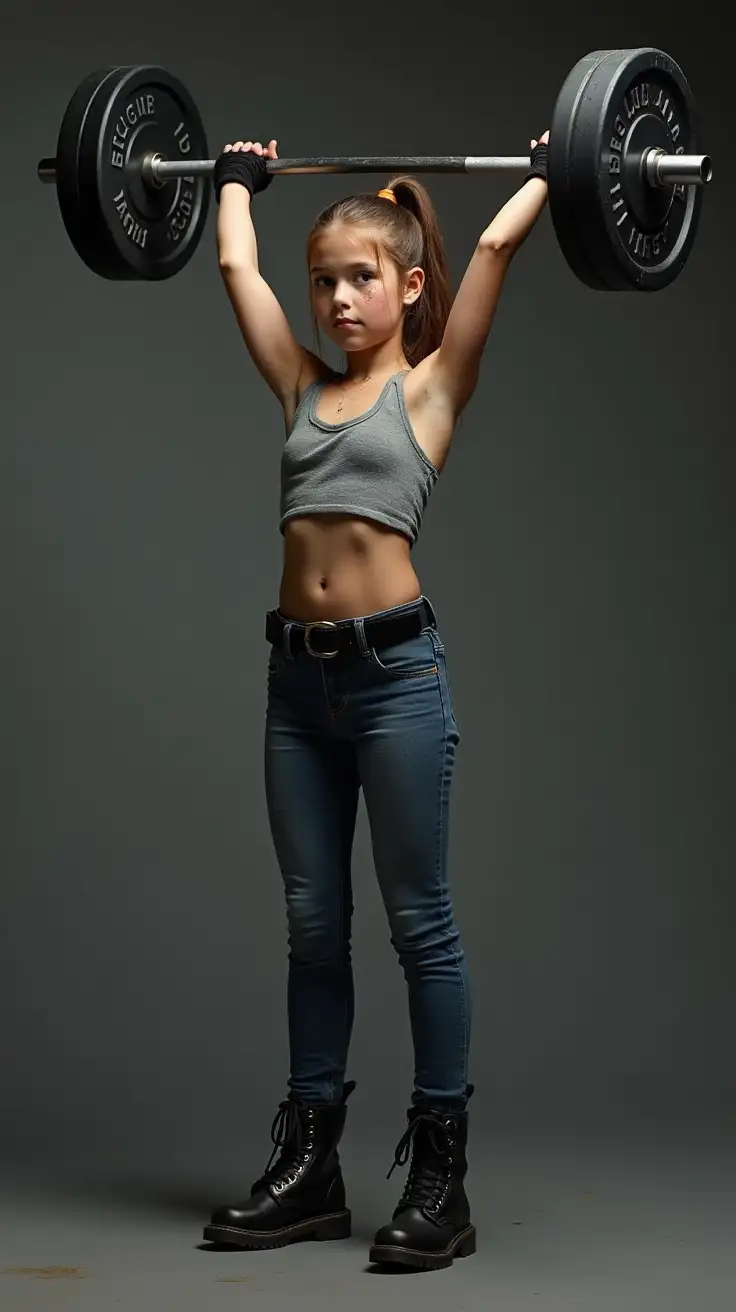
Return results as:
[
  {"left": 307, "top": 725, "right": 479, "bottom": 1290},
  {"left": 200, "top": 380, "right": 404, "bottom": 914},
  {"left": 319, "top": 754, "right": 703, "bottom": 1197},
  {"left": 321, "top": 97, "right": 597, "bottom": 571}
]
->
[
  {"left": 124, "top": 123, "right": 179, "bottom": 220},
  {"left": 622, "top": 112, "right": 674, "bottom": 229}
]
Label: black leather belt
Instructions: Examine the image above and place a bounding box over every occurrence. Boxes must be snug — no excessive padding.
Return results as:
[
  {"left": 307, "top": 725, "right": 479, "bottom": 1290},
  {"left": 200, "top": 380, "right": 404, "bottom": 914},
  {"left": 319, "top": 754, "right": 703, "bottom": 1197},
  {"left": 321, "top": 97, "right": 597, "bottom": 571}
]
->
[{"left": 265, "top": 599, "right": 434, "bottom": 659}]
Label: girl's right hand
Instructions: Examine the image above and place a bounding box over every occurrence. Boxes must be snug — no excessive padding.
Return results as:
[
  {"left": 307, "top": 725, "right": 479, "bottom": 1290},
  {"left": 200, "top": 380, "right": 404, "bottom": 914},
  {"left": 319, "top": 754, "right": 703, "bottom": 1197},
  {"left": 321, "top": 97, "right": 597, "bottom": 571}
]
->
[{"left": 223, "top": 139, "right": 279, "bottom": 160}]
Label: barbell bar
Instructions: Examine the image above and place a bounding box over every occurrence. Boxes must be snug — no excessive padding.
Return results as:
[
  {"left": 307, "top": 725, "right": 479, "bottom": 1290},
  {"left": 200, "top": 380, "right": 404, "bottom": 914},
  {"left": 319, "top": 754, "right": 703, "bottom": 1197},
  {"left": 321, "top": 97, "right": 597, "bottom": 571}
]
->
[
  {"left": 37, "top": 151, "right": 713, "bottom": 187},
  {"left": 38, "top": 47, "right": 713, "bottom": 290}
]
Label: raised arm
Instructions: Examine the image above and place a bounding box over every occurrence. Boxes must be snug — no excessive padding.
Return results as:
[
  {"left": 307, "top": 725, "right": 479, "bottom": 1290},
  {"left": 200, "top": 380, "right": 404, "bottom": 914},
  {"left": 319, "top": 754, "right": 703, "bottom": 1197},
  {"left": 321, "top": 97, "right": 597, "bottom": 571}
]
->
[
  {"left": 216, "top": 141, "right": 321, "bottom": 418},
  {"left": 431, "top": 132, "right": 550, "bottom": 414}
]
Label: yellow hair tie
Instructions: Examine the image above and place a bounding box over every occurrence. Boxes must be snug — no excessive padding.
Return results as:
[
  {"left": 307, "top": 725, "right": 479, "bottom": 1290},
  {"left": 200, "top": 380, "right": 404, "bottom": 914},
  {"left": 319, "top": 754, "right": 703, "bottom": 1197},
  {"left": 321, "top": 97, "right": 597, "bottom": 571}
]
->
[{"left": 377, "top": 187, "right": 397, "bottom": 204}]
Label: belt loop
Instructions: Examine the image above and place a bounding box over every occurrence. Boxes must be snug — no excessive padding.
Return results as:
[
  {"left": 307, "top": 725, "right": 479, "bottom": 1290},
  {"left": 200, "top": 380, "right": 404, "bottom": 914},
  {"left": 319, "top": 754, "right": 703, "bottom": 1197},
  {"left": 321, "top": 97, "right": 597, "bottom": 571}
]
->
[
  {"left": 421, "top": 595, "right": 437, "bottom": 629},
  {"left": 282, "top": 621, "right": 294, "bottom": 659},
  {"left": 354, "top": 617, "right": 370, "bottom": 658}
]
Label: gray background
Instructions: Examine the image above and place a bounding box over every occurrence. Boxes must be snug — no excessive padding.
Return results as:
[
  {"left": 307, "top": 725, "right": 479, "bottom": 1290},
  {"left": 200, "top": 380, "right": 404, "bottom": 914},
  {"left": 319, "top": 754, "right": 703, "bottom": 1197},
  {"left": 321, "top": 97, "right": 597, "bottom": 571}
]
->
[{"left": 4, "top": 0, "right": 735, "bottom": 1198}]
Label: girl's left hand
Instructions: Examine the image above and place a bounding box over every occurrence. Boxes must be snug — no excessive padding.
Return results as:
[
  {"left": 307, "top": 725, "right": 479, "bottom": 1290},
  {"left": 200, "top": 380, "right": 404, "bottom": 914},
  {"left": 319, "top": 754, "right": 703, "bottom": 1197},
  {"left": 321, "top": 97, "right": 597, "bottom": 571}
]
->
[{"left": 531, "top": 130, "right": 550, "bottom": 149}]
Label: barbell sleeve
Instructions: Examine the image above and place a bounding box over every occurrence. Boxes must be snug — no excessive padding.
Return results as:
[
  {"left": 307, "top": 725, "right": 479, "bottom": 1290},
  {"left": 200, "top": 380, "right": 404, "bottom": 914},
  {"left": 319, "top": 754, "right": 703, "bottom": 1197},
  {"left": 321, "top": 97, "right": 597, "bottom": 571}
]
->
[
  {"left": 37, "top": 158, "right": 58, "bottom": 184},
  {"left": 644, "top": 149, "right": 713, "bottom": 186}
]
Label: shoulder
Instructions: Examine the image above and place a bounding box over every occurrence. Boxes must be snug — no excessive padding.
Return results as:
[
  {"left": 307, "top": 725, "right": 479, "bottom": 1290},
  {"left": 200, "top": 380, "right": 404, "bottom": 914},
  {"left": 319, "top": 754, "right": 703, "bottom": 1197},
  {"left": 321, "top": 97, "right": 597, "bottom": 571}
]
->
[
  {"left": 282, "top": 349, "right": 336, "bottom": 431},
  {"left": 297, "top": 348, "right": 338, "bottom": 395},
  {"left": 399, "top": 355, "right": 458, "bottom": 474},
  {"left": 401, "top": 352, "right": 457, "bottom": 429},
  {"left": 403, "top": 348, "right": 478, "bottom": 424}
]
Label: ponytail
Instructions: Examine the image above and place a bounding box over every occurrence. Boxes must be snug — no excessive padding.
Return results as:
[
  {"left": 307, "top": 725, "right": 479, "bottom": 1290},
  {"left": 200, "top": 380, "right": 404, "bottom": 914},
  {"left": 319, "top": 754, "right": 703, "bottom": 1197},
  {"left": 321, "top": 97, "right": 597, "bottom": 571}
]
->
[{"left": 386, "top": 175, "right": 452, "bottom": 366}]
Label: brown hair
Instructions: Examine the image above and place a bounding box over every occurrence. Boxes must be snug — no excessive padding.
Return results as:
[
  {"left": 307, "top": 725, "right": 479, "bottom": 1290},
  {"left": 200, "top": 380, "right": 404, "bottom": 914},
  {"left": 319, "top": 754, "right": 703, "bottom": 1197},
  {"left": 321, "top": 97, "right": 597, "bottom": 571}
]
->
[{"left": 307, "top": 176, "right": 451, "bottom": 367}]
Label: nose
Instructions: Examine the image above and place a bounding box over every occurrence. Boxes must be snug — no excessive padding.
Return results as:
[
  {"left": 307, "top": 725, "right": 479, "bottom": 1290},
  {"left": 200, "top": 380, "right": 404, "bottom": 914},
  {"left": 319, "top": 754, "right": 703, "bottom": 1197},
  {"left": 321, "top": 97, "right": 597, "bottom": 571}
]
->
[{"left": 332, "top": 280, "right": 352, "bottom": 310}]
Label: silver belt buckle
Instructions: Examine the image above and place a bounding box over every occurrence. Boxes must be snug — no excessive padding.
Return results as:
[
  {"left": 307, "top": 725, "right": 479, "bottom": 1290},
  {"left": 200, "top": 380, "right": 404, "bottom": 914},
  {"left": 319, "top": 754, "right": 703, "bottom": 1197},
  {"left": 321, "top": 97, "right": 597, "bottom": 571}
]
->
[{"left": 304, "top": 620, "right": 339, "bottom": 659}]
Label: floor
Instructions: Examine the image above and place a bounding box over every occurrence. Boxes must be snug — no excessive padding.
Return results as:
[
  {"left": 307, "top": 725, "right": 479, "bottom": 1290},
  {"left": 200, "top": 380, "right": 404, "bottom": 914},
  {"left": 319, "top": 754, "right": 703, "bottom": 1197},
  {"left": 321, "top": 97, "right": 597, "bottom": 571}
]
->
[{"left": 1, "top": 1126, "right": 733, "bottom": 1311}]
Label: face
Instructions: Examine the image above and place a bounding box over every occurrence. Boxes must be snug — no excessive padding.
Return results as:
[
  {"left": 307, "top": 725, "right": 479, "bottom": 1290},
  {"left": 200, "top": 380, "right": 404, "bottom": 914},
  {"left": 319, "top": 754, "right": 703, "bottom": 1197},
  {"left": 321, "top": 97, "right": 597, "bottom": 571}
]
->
[{"left": 308, "top": 224, "right": 424, "bottom": 352}]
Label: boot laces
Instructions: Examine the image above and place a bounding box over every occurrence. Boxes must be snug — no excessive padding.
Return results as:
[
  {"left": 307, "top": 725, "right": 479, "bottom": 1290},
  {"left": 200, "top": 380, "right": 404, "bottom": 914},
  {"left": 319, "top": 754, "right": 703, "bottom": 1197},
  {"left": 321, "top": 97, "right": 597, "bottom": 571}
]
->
[
  {"left": 386, "top": 1113, "right": 454, "bottom": 1211},
  {"left": 255, "top": 1099, "right": 311, "bottom": 1190}
]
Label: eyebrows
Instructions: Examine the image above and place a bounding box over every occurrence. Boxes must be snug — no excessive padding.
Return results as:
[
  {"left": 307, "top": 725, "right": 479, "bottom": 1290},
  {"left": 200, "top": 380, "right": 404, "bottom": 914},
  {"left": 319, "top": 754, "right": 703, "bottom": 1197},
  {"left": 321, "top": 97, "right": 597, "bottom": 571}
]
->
[{"left": 309, "top": 258, "right": 379, "bottom": 274}]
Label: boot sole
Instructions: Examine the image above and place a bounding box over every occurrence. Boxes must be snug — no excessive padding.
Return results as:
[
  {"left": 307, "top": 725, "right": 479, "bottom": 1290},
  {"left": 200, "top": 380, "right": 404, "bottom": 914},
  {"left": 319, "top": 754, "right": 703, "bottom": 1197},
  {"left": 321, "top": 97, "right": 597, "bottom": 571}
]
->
[
  {"left": 203, "top": 1209, "right": 351, "bottom": 1250},
  {"left": 369, "top": 1223, "right": 476, "bottom": 1270}
]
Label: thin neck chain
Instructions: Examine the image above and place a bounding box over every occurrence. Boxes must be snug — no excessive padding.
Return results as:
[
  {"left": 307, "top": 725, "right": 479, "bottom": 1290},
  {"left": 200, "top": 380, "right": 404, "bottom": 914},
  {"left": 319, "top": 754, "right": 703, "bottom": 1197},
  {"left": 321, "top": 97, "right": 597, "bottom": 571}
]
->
[{"left": 336, "top": 373, "right": 374, "bottom": 415}]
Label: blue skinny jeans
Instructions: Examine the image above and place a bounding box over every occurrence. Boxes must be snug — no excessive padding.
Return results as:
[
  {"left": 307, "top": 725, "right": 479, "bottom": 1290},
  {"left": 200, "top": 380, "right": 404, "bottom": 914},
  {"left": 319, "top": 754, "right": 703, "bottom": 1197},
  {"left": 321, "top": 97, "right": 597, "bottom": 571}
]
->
[{"left": 264, "top": 595, "right": 471, "bottom": 1109}]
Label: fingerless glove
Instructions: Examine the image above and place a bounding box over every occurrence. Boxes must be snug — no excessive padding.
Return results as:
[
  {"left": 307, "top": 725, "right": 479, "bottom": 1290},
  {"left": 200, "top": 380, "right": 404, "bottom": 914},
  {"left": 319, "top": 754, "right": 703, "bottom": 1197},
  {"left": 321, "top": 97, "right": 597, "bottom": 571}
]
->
[
  {"left": 524, "top": 142, "right": 548, "bottom": 184},
  {"left": 213, "top": 151, "right": 273, "bottom": 204}
]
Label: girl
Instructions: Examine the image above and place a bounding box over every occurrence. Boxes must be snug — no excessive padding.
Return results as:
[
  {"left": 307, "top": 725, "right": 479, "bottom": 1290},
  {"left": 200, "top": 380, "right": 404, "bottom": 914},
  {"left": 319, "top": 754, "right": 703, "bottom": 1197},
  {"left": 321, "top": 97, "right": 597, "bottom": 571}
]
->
[{"left": 202, "top": 132, "right": 549, "bottom": 1271}]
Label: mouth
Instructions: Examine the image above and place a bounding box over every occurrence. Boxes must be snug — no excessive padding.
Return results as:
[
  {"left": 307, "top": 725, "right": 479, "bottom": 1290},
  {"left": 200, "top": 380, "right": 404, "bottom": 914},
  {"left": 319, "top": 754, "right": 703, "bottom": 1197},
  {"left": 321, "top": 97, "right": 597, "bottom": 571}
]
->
[{"left": 334, "top": 318, "right": 359, "bottom": 328}]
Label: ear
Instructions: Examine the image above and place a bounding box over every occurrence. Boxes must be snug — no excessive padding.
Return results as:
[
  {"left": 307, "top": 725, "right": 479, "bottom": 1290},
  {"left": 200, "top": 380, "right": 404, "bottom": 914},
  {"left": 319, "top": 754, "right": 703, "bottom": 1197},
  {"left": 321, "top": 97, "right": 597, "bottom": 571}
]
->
[{"left": 402, "top": 266, "right": 425, "bottom": 307}]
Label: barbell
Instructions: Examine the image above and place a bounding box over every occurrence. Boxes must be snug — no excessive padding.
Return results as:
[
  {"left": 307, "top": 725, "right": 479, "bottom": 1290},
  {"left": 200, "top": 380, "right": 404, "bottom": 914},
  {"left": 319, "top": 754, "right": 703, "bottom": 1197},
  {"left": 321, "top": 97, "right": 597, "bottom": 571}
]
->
[{"left": 38, "top": 47, "right": 712, "bottom": 291}]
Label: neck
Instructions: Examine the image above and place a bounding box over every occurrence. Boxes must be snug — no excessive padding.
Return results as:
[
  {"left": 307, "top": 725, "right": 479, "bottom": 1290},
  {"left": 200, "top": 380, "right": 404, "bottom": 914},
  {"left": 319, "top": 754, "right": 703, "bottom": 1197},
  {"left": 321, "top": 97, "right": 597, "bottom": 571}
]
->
[{"left": 342, "top": 339, "right": 408, "bottom": 383}]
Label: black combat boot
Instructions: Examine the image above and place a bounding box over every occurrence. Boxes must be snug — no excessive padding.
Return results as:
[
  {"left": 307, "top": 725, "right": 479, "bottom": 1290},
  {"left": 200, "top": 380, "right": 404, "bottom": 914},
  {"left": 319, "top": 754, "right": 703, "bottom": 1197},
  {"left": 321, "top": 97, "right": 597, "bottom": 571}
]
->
[
  {"left": 203, "top": 1081, "right": 356, "bottom": 1250},
  {"left": 369, "top": 1089, "right": 476, "bottom": 1271}
]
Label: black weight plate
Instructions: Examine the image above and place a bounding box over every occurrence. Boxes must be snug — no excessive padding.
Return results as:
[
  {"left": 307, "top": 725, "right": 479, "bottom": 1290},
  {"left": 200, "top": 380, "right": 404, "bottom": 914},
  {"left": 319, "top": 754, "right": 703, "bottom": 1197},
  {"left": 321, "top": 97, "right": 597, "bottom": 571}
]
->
[
  {"left": 56, "top": 67, "right": 130, "bottom": 278},
  {"left": 547, "top": 50, "right": 612, "bottom": 291},
  {"left": 56, "top": 65, "right": 210, "bottom": 281},
  {"left": 548, "top": 48, "right": 703, "bottom": 292}
]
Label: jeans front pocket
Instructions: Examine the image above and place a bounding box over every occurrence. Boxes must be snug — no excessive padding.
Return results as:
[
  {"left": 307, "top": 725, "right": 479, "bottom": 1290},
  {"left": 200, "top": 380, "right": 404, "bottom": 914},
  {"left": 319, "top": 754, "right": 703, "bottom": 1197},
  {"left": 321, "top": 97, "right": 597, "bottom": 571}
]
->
[{"left": 369, "top": 628, "right": 439, "bottom": 680}]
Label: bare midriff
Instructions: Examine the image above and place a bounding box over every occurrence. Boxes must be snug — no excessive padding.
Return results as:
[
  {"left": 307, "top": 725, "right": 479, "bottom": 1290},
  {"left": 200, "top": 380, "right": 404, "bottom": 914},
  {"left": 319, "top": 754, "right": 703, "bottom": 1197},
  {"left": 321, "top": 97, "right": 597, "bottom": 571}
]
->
[{"left": 278, "top": 513, "right": 422, "bottom": 622}]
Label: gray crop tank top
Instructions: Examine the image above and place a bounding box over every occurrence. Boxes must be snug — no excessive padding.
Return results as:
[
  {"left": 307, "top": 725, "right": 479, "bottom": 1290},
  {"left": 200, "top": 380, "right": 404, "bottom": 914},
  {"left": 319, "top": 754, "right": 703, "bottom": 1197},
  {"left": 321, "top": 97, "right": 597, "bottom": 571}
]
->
[{"left": 279, "top": 370, "right": 439, "bottom": 545}]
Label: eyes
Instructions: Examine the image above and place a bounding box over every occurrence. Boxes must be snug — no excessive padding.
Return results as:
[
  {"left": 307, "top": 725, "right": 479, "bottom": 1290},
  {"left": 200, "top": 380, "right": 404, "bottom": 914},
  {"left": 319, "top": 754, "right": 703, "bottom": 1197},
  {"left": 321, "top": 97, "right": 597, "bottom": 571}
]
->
[{"left": 312, "top": 270, "right": 377, "bottom": 288}]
